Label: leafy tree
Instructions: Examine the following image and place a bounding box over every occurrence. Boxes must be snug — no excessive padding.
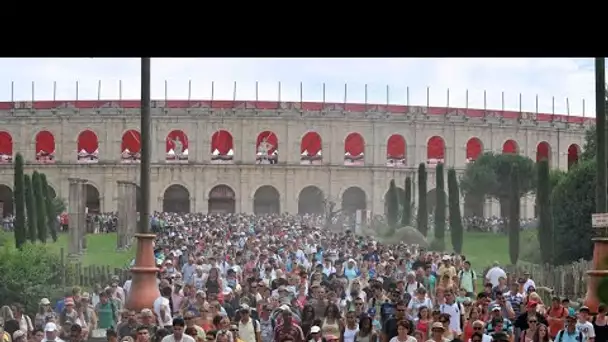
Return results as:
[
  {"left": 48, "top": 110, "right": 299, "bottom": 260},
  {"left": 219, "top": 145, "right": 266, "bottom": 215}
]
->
[
  {"left": 434, "top": 163, "right": 446, "bottom": 248},
  {"left": 536, "top": 160, "right": 554, "bottom": 264},
  {"left": 549, "top": 169, "right": 567, "bottom": 192},
  {"left": 33, "top": 171, "right": 47, "bottom": 243},
  {"left": 460, "top": 152, "right": 535, "bottom": 217},
  {"left": 581, "top": 125, "right": 596, "bottom": 161},
  {"left": 387, "top": 179, "right": 400, "bottom": 230},
  {"left": 401, "top": 177, "right": 412, "bottom": 226},
  {"left": 508, "top": 165, "right": 520, "bottom": 264},
  {"left": 417, "top": 163, "right": 428, "bottom": 236},
  {"left": 24, "top": 174, "right": 37, "bottom": 244},
  {"left": 40, "top": 173, "right": 58, "bottom": 242},
  {"left": 0, "top": 243, "right": 65, "bottom": 315},
  {"left": 448, "top": 168, "right": 464, "bottom": 254},
  {"left": 13, "top": 153, "right": 26, "bottom": 249},
  {"left": 552, "top": 159, "right": 595, "bottom": 264}
]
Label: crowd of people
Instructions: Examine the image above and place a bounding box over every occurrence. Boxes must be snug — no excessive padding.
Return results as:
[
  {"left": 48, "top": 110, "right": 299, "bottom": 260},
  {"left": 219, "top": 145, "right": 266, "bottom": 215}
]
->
[{"left": 0, "top": 212, "right": 606, "bottom": 342}]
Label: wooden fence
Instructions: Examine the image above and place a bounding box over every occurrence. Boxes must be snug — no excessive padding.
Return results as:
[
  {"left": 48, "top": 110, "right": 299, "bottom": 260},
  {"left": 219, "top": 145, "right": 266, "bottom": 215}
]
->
[
  {"left": 56, "top": 248, "right": 130, "bottom": 289},
  {"left": 494, "top": 259, "right": 592, "bottom": 304}
]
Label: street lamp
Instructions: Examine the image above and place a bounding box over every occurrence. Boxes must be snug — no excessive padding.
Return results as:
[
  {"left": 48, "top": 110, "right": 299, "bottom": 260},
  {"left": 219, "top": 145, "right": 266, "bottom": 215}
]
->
[{"left": 126, "top": 58, "right": 160, "bottom": 311}]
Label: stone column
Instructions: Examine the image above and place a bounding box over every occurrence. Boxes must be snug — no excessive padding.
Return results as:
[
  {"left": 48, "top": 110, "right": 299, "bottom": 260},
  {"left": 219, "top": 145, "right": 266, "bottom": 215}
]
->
[
  {"left": 68, "top": 178, "right": 86, "bottom": 258},
  {"left": 116, "top": 181, "right": 127, "bottom": 250},
  {"left": 80, "top": 182, "right": 88, "bottom": 253},
  {"left": 125, "top": 182, "right": 137, "bottom": 247}
]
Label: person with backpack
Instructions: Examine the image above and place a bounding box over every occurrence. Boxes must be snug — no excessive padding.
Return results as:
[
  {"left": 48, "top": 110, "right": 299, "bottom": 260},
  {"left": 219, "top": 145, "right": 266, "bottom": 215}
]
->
[
  {"left": 555, "top": 314, "right": 584, "bottom": 342},
  {"left": 457, "top": 262, "right": 476, "bottom": 297}
]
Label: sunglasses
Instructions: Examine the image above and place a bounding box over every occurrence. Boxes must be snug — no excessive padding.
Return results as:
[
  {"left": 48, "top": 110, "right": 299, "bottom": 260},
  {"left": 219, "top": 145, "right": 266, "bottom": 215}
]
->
[
  {"left": 528, "top": 320, "right": 537, "bottom": 323},
  {"left": 473, "top": 327, "right": 483, "bottom": 331}
]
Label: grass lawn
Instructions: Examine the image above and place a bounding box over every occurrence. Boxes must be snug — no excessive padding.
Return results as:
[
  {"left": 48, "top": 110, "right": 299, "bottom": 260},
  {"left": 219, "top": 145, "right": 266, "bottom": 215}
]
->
[
  {"left": 0, "top": 230, "right": 536, "bottom": 272},
  {"left": 0, "top": 232, "right": 135, "bottom": 268}
]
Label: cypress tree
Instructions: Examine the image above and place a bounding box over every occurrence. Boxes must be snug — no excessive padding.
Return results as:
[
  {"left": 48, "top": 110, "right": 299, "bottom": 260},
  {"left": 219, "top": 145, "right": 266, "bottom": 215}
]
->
[
  {"left": 387, "top": 179, "right": 400, "bottom": 230},
  {"left": 33, "top": 171, "right": 47, "bottom": 243},
  {"left": 401, "top": 176, "right": 412, "bottom": 226},
  {"left": 417, "top": 163, "right": 428, "bottom": 236},
  {"left": 434, "top": 163, "right": 446, "bottom": 248},
  {"left": 24, "top": 174, "right": 37, "bottom": 244},
  {"left": 508, "top": 165, "right": 521, "bottom": 265},
  {"left": 448, "top": 168, "right": 464, "bottom": 254},
  {"left": 40, "top": 173, "right": 58, "bottom": 242},
  {"left": 13, "top": 153, "right": 26, "bottom": 249},
  {"left": 536, "top": 160, "right": 554, "bottom": 264}
]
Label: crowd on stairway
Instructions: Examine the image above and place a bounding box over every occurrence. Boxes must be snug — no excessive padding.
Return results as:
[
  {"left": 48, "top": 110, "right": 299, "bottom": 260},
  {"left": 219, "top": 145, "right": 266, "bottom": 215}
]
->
[{"left": 0, "top": 212, "right": 606, "bottom": 342}]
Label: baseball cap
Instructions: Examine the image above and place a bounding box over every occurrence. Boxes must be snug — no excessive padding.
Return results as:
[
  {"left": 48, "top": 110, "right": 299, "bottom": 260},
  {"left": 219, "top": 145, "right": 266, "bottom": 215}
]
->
[
  {"left": 45, "top": 322, "right": 58, "bottom": 332},
  {"left": 310, "top": 326, "right": 321, "bottom": 334}
]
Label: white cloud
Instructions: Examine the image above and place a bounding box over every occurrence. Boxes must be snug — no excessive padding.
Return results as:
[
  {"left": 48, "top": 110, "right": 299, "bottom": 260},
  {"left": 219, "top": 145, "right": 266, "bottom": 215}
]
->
[{"left": 0, "top": 58, "right": 600, "bottom": 116}]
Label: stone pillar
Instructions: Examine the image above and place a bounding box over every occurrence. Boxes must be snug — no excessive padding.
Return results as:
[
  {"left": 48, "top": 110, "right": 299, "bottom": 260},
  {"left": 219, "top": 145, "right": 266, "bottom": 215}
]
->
[
  {"left": 116, "top": 181, "right": 127, "bottom": 251},
  {"left": 68, "top": 178, "right": 87, "bottom": 258},
  {"left": 125, "top": 182, "right": 137, "bottom": 247},
  {"left": 80, "top": 182, "right": 88, "bottom": 253}
]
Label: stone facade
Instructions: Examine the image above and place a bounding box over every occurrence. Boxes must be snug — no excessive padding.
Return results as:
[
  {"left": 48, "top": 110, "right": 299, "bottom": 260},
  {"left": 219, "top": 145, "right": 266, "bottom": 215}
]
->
[{"left": 0, "top": 101, "right": 591, "bottom": 218}]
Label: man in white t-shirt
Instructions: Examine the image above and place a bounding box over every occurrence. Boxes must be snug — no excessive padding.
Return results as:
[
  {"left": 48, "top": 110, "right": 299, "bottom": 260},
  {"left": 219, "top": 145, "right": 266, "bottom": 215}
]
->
[
  {"left": 161, "top": 318, "right": 195, "bottom": 342},
  {"left": 575, "top": 306, "right": 595, "bottom": 342},
  {"left": 485, "top": 262, "right": 506, "bottom": 288},
  {"left": 439, "top": 290, "right": 463, "bottom": 335},
  {"left": 153, "top": 286, "right": 173, "bottom": 328}
]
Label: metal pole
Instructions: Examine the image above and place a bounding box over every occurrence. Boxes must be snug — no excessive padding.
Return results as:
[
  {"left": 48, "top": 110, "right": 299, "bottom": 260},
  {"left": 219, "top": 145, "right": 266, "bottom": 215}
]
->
[
  {"left": 140, "top": 58, "right": 151, "bottom": 234},
  {"left": 596, "top": 57, "right": 607, "bottom": 213}
]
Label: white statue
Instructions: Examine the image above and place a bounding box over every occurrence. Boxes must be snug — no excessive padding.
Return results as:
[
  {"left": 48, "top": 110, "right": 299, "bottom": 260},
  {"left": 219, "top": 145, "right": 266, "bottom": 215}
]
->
[
  {"left": 258, "top": 137, "right": 273, "bottom": 158},
  {"left": 172, "top": 136, "right": 184, "bottom": 157}
]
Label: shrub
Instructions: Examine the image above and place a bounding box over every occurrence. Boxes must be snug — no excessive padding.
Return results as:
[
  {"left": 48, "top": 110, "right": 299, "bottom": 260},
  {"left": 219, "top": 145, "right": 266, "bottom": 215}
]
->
[
  {"left": 24, "top": 174, "right": 37, "bottom": 244},
  {"left": 508, "top": 165, "right": 520, "bottom": 264},
  {"left": 434, "top": 163, "right": 446, "bottom": 250},
  {"left": 0, "top": 243, "right": 65, "bottom": 315},
  {"left": 536, "top": 160, "right": 554, "bottom": 264},
  {"left": 448, "top": 168, "right": 464, "bottom": 254},
  {"left": 33, "top": 172, "right": 47, "bottom": 243},
  {"left": 401, "top": 177, "right": 412, "bottom": 226}
]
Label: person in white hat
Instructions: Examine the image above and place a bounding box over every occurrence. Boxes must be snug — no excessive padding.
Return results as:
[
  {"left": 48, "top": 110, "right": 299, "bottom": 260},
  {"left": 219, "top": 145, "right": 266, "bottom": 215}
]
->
[{"left": 42, "top": 323, "right": 65, "bottom": 342}]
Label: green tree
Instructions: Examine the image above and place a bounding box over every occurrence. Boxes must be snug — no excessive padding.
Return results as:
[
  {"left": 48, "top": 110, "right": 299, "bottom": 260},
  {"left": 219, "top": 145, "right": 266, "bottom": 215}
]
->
[
  {"left": 434, "top": 163, "right": 446, "bottom": 249},
  {"left": 536, "top": 160, "right": 554, "bottom": 264},
  {"left": 460, "top": 152, "right": 536, "bottom": 217},
  {"left": 448, "top": 168, "right": 464, "bottom": 254},
  {"left": 40, "top": 173, "right": 58, "bottom": 242},
  {"left": 13, "top": 153, "right": 26, "bottom": 249},
  {"left": 387, "top": 179, "right": 400, "bottom": 230},
  {"left": 581, "top": 125, "right": 597, "bottom": 161},
  {"left": 401, "top": 176, "right": 412, "bottom": 226},
  {"left": 24, "top": 174, "right": 37, "bottom": 244},
  {"left": 417, "top": 163, "right": 428, "bottom": 236},
  {"left": 552, "top": 159, "right": 595, "bottom": 264},
  {"left": 508, "top": 165, "right": 521, "bottom": 264},
  {"left": 33, "top": 171, "right": 47, "bottom": 243}
]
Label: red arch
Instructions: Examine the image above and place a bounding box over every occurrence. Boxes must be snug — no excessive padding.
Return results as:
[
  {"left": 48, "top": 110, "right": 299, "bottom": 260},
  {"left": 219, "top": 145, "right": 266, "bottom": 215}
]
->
[
  {"left": 502, "top": 139, "right": 518, "bottom": 154},
  {"left": 121, "top": 129, "right": 141, "bottom": 153},
  {"left": 166, "top": 130, "right": 189, "bottom": 153},
  {"left": 0, "top": 131, "right": 13, "bottom": 156},
  {"left": 344, "top": 132, "right": 365, "bottom": 156},
  {"left": 387, "top": 134, "right": 406, "bottom": 158},
  {"left": 256, "top": 131, "right": 278, "bottom": 154},
  {"left": 466, "top": 137, "right": 483, "bottom": 161},
  {"left": 427, "top": 136, "right": 445, "bottom": 161},
  {"left": 300, "top": 132, "right": 322, "bottom": 156},
  {"left": 77, "top": 130, "right": 99, "bottom": 154},
  {"left": 35, "top": 130, "right": 55, "bottom": 154},
  {"left": 536, "top": 141, "right": 551, "bottom": 162},
  {"left": 568, "top": 144, "right": 580, "bottom": 169},
  {"left": 211, "top": 130, "right": 234, "bottom": 155}
]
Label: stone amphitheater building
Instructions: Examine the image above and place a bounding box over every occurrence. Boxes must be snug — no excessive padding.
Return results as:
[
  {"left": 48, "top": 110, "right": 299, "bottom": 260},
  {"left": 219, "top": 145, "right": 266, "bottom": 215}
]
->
[{"left": 0, "top": 99, "right": 592, "bottom": 219}]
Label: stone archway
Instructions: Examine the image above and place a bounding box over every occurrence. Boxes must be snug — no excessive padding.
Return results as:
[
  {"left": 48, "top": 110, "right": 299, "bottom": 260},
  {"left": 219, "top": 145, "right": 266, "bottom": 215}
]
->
[
  {"left": 253, "top": 185, "right": 281, "bottom": 214},
  {"left": 341, "top": 187, "right": 367, "bottom": 214},
  {"left": 163, "top": 184, "right": 191, "bottom": 213},
  {"left": 298, "top": 186, "right": 325, "bottom": 215},
  {"left": 0, "top": 184, "right": 13, "bottom": 217},
  {"left": 208, "top": 185, "right": 236, "bottom": 214},
  {"left": 85, "top": 184, "right": 101, "bottom": 213}
]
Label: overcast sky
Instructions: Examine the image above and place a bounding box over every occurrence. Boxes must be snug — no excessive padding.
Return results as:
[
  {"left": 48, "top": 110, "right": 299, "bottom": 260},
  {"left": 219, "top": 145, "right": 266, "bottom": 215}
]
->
[{"left": 0, "top": 58, "right": 600, "bottom": 116}]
